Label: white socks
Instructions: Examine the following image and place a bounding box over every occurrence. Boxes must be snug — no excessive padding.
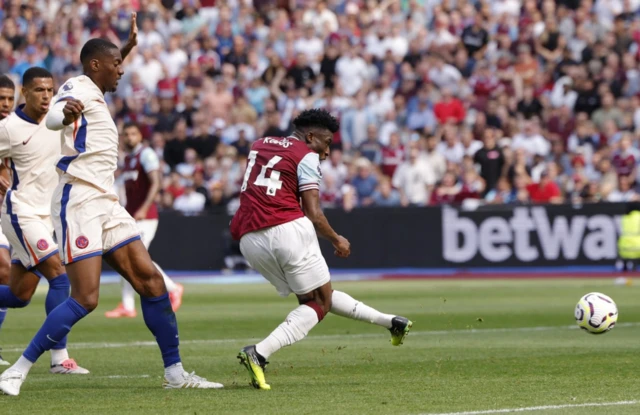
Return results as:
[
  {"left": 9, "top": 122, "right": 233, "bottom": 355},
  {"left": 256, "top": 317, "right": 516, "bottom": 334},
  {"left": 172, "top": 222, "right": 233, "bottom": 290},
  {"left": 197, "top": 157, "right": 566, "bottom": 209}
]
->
[
  {"left": 164, "top": 362, "right": 185, "bottom": 381},
  {"left": 12, "top": 356, "right": 33, "bottom": 375},
  {"left": 256, "top": 304, "right": 321, "bottom": 359},
  {"left": 10, "top": 351, "right": 68, "bottom": 375},
  {"left": 330, "top": 290, "right": 394, "bottom": 329},
  {"left": 50, "top": 348, "right": 69, "bottom": 366},
  {"left": 121, "top": 263, "right": 177, "bottom": 312},
  {"left": 122, "top": 280, "right": 136, "bottom": 312},
  {"left": 156, "top": 261, "right": 177, "bottom": 292}
]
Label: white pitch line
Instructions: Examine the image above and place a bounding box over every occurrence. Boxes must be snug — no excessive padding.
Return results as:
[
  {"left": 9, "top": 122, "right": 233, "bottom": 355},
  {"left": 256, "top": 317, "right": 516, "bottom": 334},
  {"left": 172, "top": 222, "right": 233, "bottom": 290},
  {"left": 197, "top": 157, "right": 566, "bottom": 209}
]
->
[
  {"left": 3, "top": 322, "right": 639, "bottom": 353},
  {"left": 29, "top": 374, "right": 152, "bottom": 383},
  {"left": 419, "top": 400, "right": 639, "bottom": 415}
]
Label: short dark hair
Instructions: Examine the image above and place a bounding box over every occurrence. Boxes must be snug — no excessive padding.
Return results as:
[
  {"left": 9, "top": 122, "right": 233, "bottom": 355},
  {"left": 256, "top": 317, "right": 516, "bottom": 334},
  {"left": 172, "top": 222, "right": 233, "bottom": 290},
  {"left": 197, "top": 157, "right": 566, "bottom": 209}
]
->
[
  {"left": 123, "top": 121, "right": 140, "bottom": 131},
  {"left": 22, "top": 67, "right": 52, "bottom": 87},
  {"left": 293, "top": 109, "right": 339, "bottom": 134},
  {"left": 80, "top": 38, "right": 119, "bottom": 66},
  {"left": 0, "top": 75, "right": 15, "bottom": 90}
]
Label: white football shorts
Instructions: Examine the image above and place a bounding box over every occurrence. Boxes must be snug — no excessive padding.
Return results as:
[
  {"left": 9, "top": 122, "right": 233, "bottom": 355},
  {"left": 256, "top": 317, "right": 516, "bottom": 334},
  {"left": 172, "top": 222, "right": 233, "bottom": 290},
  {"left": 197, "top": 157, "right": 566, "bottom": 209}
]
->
[
  {"left": 239, "top": 216, "right": 331, "bottom": 297},
  {"left": 0, "top": 219, "right": 10, "bottom": 251},
  {"left": 52, "top": 176, "right": 140, "bottom": 264},
  {"left": 1, "top": 195, "right": 57, "bottom": 269}
]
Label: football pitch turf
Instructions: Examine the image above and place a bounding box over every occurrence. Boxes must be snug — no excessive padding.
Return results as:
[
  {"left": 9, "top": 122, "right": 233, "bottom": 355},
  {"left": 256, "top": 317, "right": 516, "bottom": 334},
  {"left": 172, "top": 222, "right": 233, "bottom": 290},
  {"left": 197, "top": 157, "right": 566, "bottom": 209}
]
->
[{"left": 0, "top": 278, "right": 638, "bottom": 415}]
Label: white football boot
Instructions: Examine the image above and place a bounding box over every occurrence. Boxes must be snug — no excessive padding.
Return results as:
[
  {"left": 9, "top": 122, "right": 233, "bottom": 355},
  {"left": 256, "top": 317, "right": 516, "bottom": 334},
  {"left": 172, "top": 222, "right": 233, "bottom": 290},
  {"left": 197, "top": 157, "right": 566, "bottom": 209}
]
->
[
  {"left": 0, "top": 369, "right": 26, "bottom": 396},
  {"left": 163, "top": 371, "right": 224, "bottom": 389},
  {"left": 50, "top": 358, "right": 90, "bottom": 374}
]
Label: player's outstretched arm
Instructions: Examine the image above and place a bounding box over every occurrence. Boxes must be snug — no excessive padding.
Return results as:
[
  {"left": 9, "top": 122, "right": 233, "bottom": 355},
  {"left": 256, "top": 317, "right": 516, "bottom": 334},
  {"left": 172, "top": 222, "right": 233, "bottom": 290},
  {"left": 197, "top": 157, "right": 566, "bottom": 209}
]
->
[
  {"left": 301, "top": 189, "right": 350, "bottom": 257},
  {"left": 120, "top": 12, "right": 138, "bottom": 60},
  {"left": 46, "top": 99, "right": 84, "bottom": 130}
]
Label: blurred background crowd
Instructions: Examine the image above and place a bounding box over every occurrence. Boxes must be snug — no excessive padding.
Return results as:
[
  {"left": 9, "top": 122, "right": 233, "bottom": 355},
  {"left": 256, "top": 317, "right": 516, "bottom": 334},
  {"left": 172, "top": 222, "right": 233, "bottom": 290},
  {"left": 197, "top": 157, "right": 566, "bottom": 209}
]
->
[{"left": 2, "top": 0, "right": 640, "bottom": 215}]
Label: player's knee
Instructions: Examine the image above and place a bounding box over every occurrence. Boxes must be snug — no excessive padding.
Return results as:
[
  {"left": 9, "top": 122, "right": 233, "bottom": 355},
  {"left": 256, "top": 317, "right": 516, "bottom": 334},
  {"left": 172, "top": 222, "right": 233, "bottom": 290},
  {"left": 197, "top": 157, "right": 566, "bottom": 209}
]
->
[
  {"left": 321, "top": 296, "right": 332, "bottom": 315},
  {"left": 5, "top": 286, "right": 31, "bottom": 307},
  {"left": 137, "top": 268, "right": 166, "bottom": 297},
  {"left": 72, "top": 294, "right": 99, "bottom": 313},
  {"left": 298, "top": 294, "right": 331, "bottom": 320}
]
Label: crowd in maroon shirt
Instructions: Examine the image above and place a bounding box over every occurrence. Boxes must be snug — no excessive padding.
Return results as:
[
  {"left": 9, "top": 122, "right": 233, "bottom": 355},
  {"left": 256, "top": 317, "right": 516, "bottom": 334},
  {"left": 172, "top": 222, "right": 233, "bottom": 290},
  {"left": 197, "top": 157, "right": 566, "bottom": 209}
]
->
[{"left": 4, "top": 0, "right": 640, "bottom": 214}]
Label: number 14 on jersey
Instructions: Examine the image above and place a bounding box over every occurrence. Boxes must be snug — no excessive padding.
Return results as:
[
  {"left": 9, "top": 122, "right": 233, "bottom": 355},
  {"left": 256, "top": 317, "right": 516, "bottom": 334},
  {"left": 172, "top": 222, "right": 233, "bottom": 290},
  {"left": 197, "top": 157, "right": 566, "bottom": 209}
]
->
[{"left": 241, "top": 150, "right": 283, "bottom": 196}]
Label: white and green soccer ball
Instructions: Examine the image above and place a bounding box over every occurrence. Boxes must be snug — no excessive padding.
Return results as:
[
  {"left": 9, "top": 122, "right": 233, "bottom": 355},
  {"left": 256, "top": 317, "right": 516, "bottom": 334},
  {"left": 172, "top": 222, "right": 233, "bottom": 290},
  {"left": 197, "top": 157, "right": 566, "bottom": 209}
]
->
[{"left": 575, "top": 292, "right": 618, "bottom": 334}]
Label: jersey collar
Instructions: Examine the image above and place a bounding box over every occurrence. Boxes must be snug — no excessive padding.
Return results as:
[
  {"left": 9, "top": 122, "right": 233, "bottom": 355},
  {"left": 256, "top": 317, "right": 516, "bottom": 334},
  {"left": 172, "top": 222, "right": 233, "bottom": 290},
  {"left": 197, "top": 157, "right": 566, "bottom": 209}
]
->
[
  {"left": 15, "top": 105, "right": 39, "bottom": 125},
  {"left": 130, "top": 143, "right": 144, "bottom": 155}
]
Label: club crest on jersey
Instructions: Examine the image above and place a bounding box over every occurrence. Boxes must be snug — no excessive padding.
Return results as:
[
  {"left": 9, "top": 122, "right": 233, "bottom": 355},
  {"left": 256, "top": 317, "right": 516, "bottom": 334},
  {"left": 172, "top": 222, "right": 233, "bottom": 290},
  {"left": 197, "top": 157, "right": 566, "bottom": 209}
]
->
[
  {"left": 36, "top": 239, "right": 49, "bottom": 251},
  {"left": 75, "top": 236, "right": 89, "bottom": 249},
  {"left": 62, "top": 83, "right": 73, "bottom": 91}
]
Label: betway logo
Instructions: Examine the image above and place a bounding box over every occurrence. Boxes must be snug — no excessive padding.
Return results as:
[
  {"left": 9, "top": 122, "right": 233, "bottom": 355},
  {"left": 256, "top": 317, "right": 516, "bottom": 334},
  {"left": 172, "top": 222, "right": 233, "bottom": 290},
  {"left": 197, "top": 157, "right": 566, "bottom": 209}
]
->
[{"left": 442, "top": 206, "right": 621, "bottom": 263}]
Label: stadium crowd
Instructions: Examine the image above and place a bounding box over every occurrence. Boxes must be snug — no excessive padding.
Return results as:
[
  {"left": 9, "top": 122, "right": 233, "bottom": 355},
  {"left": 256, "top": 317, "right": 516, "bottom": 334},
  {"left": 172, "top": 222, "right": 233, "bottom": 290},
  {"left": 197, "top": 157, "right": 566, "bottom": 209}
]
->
[{"left": 2, "top": 0, "right": 640, "bottom": 214}]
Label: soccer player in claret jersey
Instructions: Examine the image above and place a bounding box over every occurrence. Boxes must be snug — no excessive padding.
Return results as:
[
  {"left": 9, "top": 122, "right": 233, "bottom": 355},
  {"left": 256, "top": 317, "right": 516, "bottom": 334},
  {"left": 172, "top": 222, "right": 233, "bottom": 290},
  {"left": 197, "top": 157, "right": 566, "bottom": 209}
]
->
[
  {"left": 232, "top": 109, "right": 413, "bottom": 390},
  {"left": 0, "top": 67, "right": 89, "bottom": 376},
  {"left": 0, "top": 14, "right": 222, "bottom": 396},
  {"left": 0, "top": 75, "right": 16, "bottom": 365},
  {"left": 105, "top": 122, "right": 184, "bottom": 318}
]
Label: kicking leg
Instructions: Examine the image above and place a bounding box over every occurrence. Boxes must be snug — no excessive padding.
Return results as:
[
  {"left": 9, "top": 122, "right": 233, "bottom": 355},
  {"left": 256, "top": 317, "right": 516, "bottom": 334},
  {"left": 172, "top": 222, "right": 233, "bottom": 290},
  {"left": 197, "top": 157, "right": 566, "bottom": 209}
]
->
[
  {"left": 0, "top": 256, "right": 99, "bottom": 395},
  {"left": 238, "top": 282, "right": 333, "bottom": 390},
  {"left": 330, "top": 290, "right": 412, "bottom": 346},
  {"left": 104, "top": 239, "right": 222, "bottom": 389}
]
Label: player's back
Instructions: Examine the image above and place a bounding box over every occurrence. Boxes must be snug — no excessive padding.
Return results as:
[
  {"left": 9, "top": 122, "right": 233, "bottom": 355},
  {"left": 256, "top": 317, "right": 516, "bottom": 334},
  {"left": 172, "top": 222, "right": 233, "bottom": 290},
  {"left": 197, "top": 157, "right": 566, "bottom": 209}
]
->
[
  {"left": 230, "top": 136, "right": 320, "bottom": 240},
  {"left": 0, "top": 106, "right": 60, "bottom": 216},
  {"left": 122, "top": 145, "right": 159, "bottom": 220},
  {"left": 53, "top": 75, "right": 119, "bottom": 192}
]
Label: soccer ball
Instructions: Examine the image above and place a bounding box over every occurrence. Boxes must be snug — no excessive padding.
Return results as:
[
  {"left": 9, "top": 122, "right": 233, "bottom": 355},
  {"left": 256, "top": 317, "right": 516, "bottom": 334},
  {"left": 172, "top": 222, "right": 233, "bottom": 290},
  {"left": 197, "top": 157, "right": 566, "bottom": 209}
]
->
[{"left": 574, "top": 292, "right": 618, "bottom": 334}]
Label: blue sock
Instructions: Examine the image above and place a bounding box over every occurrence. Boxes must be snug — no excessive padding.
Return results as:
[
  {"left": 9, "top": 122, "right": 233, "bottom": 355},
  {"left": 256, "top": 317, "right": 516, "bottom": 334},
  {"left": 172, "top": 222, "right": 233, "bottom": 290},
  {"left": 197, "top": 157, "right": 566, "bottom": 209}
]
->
[
  {"left": 0, "top": 286, "right": 30, "bottom": 308},
  {"left": 141, "top": 293, "right": 181, "bottom": 368},
  {"left": 46, "top": 274, "right": 70, "bottom": 351},
  {"left": 23, "top": 297, "right": 88, "bottom": 363},
  {"left": 0, "top": 307, "right": 6, "bottom": 332}
]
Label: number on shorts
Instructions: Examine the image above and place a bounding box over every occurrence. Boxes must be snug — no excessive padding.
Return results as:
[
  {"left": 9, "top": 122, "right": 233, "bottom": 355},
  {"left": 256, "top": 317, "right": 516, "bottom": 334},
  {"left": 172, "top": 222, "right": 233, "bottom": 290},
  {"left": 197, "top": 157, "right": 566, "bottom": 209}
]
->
[{"left": 241, "top": 150, "right": 283, "bottom": 196}]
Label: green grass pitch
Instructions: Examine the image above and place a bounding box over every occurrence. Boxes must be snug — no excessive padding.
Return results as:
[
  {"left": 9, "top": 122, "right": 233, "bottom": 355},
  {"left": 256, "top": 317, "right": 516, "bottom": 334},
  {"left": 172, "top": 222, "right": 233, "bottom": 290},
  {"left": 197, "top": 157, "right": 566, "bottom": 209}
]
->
[{"left": 0, "top": 279, "right": 639, "bottom": 415}]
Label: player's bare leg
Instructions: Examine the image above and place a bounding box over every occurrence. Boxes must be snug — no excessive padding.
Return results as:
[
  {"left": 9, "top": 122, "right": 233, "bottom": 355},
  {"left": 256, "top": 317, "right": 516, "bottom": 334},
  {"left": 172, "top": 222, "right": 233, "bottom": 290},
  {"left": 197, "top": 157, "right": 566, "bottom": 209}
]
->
[
  {"left": 238, "top": 282, "right": 333, "bottom": 390},
  {"left": 0, "top": 247, "right": 10, "bottom": 365},
  {"left": 105, "top": 239, "right": 222, "bottom": 389}
]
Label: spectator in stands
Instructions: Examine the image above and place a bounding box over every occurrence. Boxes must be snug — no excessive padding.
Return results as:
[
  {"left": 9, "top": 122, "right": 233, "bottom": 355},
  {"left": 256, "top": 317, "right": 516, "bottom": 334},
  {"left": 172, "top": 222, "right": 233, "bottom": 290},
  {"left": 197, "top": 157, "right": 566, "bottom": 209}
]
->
[
  {"left": 358, "top": 125, "right": 382, "bottom": 165},
  {"left": 7, "top": 0, "right": 635, "bottom": 216},
  {"left": 371, "top": 176, "right": 402, "bottom": 207},
  {"left": 392, "top": 142, "right": 436, "bottom": 207},
  {"left": 527, "top": 169, "right": 563, "bottom": 204},
  {"left": 429, "top": 172, "right": 460, "bottom": 206},
  {"left": 607, "top": 175, "right": 639, "bottom": 202},
  {"left": 380, "top": 132, "right": 404, "bottom": 179},
  {"left": 474, "top": 128, "right": 505, "bottom": 194},
  {"left": 350, "top": 158, "right": 378, "bottom": 207},
  {"left": 486, "top": 177, "right": 516, "bottom": 204},
  {"left": 434, "top": 87, "right": 466, "bottom": 125}
]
